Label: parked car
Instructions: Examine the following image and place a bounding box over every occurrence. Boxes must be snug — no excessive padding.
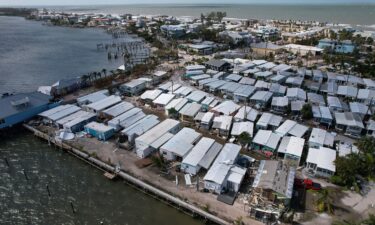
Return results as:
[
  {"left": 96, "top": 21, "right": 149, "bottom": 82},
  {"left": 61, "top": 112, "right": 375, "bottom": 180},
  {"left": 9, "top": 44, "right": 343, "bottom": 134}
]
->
[{"left": 294, "top": 178, "right": 322, "bottom": 190}]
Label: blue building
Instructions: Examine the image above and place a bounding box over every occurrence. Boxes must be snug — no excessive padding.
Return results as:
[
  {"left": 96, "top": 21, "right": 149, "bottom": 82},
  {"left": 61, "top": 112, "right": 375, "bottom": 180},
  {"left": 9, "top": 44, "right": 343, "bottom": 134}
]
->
[
  {"left": 84, "top": 121, "right": 114, "bottom": 141},
  {"left": 0, "top": 92, "right": 58, "bottom": 129},
  {"left": 318, "top": 39, "right": 355, "bottom": 54}
]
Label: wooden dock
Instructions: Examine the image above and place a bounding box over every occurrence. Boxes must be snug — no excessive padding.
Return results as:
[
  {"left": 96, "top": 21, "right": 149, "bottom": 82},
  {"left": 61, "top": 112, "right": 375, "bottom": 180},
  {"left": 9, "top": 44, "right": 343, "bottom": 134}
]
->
[{"left": 23, "top": 124, "right": 230, "bottom": 225}]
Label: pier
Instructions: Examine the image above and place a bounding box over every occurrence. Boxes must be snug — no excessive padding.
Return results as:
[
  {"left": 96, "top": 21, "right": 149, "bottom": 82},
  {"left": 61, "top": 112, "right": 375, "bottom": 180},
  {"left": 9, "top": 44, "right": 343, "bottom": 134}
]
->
[{"left": 23, "top": 124, "right": 230, "bottom": 225}]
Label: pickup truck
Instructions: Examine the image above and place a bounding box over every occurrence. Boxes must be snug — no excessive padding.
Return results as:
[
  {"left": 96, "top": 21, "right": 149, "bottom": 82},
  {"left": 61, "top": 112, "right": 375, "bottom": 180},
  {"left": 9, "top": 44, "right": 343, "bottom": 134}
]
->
[{"left": 294, "top": 178, "right": 322, "bottom": 190}]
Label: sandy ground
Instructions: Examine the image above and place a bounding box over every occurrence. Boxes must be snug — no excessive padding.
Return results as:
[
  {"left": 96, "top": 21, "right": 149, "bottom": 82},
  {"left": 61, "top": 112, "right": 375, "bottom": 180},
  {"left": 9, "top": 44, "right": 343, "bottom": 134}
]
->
[{"left": 67, "top": 136, "right": 263, "bottom": 225}]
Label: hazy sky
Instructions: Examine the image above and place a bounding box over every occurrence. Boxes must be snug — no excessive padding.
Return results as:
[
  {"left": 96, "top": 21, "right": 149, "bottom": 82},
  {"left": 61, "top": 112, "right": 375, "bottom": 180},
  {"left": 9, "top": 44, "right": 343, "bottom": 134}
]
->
[{"left": 1, "top": 0, "right": 374, "bottom": 6}]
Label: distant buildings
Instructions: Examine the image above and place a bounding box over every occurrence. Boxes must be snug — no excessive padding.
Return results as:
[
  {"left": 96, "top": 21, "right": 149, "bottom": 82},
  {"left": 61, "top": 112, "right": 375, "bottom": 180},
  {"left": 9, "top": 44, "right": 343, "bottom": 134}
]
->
[{"left": 318, "top": 39, "right": 355, "bottom": 53}]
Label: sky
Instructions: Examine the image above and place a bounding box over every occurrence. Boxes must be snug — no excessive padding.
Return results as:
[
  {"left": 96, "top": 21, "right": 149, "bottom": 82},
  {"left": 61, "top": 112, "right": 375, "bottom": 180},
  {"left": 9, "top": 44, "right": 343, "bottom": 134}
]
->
[{"left": 1, "top": 0, "right": 374, "bottom": 6}]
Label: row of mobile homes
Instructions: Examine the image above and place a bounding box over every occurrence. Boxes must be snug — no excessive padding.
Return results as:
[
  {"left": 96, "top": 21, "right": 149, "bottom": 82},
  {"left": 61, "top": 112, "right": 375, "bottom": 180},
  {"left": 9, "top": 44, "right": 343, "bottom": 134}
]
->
[
  {"left": 107, "top": 107, "right": 143, "bottom": 131},
  {"left": 85, "top": 95, "right": 122, "bottom": 114},
  {"left": 39, "top": 104, "right": 81, "bottom": 124},
  {"left": 76, "top": 90, "right": 109, "bottom": 106},
  {"left": 102, "top": 102, "right": 134, "bottom": 119},
  {"left": 274, "top": 120, "right": 309, "bottom": 138}
]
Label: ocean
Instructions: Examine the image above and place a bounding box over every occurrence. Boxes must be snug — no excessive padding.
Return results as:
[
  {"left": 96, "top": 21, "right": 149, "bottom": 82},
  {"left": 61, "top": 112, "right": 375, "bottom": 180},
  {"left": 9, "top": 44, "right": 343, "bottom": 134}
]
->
[{"left": 47, "top": 4, "right": 375, "bottom": 28}]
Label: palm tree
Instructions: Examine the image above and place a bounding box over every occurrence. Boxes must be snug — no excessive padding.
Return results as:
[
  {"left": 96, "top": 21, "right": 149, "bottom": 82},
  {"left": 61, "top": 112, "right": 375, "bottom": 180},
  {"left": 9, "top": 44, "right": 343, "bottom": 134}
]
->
[
  {"left": 316, "top": 189, "right": 334, "bottom": 214},
  {"left": 102, "top": 68, "right": 107, "bottom": 77}
]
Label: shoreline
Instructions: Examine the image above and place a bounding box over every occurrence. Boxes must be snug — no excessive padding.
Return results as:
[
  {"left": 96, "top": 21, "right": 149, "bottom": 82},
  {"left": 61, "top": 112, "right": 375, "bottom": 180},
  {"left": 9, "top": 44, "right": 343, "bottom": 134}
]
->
[{"left": 23, "top": 124, "right": 248, "bottom": 225}]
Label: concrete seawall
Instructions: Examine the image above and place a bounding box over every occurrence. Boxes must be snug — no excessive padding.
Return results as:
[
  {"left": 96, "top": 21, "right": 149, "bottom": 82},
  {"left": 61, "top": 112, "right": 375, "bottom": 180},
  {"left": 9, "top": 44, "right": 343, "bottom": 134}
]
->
[{"left": 23, "top": 124, "right": 230, "bottom": 225}]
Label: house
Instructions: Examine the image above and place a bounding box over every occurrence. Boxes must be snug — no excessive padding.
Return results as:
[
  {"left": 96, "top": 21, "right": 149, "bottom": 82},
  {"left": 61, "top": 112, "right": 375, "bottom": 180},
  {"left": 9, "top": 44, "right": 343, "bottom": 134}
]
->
[
  {"left": 277, "top": 136, "right": 305, "bottom": 166},
  {"left": 204, "top": 59, "right": 231, "bottom": 72},
  {"left": 271, "top": 96, "right": 289, "bottom": 114},
  {"left": 274, "top": 120, "right": 309, "bottom": 138},
  {"left": 269, "top": 83, "right": 287, "bottom": 97},
  {"left": 187, "top": 44, "right": 214, "bottom": 55},
  {"left": 225, "top": 74, "right": 242, "bottom": 83},
  {"left": 85, "top": 95, "right": 122, "bottom": 114},
  {"left": 250, "top": 91, "right": 273, "bottom": 109},
  {"left": 318, "top": 39, "right": 355, "bottom": 53},
  {"left": 337, "top": 85, "right": 358, "bottom": 99},
  {"left": 306, "top": 147, "right": 336, "bottom": 178},
  {"left": 290, "top": 100, "right": 305, "bottom": 116},
  {"left": 51, "top": 77, "right": 82, "bottom": 96},
  {"left": 334, "top": 112, "right": 364, "bottom": 138},
  {"left": 152, "top": 70, "right": 168, "bottom": 84},
  {"left": 204, "top": 143, "right": 244, "bottom": 194},
  {"left": 62, "top": 111, "right": 96, "bottom": 133},
  {"left": 211, "top": 100, "right": 240, "bottom": 116},
  {"left": 285, "top": 76, "right": 304, "bottom": 88},
  {"left": 283, "top": 44, "right": 323, "bottom": 56},
  {"left": 120, "top": 115, "right": 160, "bottom": 145},
  {"left": 102, "top": 102, "right": 134, "bottom": 119},
  {"left": 107, "top": 107, "right": 143, "bottom": 131},
  {"left": 312, "top": 106, "right": 333, "bottom": 126},
  {"left": 135, "top": 119, "right": 181, "bottom": 158},
  {"left": 120, "top": 78, "right": 147, "bottom": 96},
  {"left": 173, "top": 86, "right": 193, "bottom": 97},
  {"left": 327, "top": 96, "right": 349, "bottom": 112},
  {"left": 0, "top": 92, "right": 57, "bottom": 129},
  {"left": 186, "top": 90, "right": 207, "bottom": 103},
  {"left": 200, "top": 112, "right": 215, "bottom": 130},
  {"left": 320, "top": 82, "right": 338, "bottom": 96},
  {"left": 252, "top": 160, "right": 295, "bottom": 205},
  {"left": 159, "top": 127, "right": 202, "bottom": 161},
  {"left": 287, "top": 88, "right": 306, "bottom": 101},
  {"left": 357, "top": 89, "right": 375, "bottom": 105},
  {"left": 307, "top": 92, "right": 325, "bottom": 106},
  {"left": 308, "top": 128, "right": 335, "bottom": 149},
  {"left": 250, "top": 42, "right": 282, "bottom": 57},
  {"left": 252, "top": 130, "right": 281, "bottom": 152},
  {"left": 233, "top": 85, "right": 257, "bottom": 103},
  {"left": 212, "top": 115, "right": 233, "bottom": 136},
  {"left": 39, "top": 104, "right": 81, "bottom": 124},
  {"left": 256, "top": 112, "right": 282, "bottom": 130},
  {"left": 84, "top": 122, "right": 115, "bottom": 141},
  {"left": 349, "top": 102, "right": 370, "bottom": 119},
  {"left": 234, "top": 106, "right": 259, "bottom": 122},
  {"left": 181, "top": 137, "right": 223, "bottom": 175},
  {"left": 201, "top": 96, "right": 218, "bottom": 111},
  {"left": 179, "top": 102, "right": 202, "bottom": 123},
  {"left": 190, "top": 74, "right": 211, "bottom": 86},
  {"left": 231, "top": 121, "right": 254, "bottom": 138},
  {"left": 140, "top": 89, "right": 163, "bottom": 103},
  {"left": 152, "top": 93, "right": 175, "bottom": 109},
  {"left": 164, "top": 98, "right": 188, "bottom": 116},
  {"left": 366, "top": 120, "right": 375, "bottom": 137},
  {"left": 76, "top": 90, "right": 109, "bottom": 106},
  {"left": 160, "top": 24, "right": 185, "bottom": 38}
]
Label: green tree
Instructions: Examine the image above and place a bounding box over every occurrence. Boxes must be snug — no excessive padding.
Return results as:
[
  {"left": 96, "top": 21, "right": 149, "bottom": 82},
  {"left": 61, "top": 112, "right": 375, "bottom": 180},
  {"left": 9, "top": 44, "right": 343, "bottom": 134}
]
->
[
  {"left": 238, "top": 132, "right": 252, "bottom": 146},
  {"left": 167, "top": 108, "right": 178, "bottom": 119},
  {"left": 301, "top": 104, "right": 313, "bottom": 120}
]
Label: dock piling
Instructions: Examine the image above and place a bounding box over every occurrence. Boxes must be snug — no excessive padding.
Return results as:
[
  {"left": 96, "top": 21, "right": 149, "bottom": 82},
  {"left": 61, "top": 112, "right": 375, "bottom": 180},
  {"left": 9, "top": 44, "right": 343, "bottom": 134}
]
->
[
  {"left": 70, "top": 201, "right": 76, "bottom": 214},
  {"left": 46, "top": 184, "right": 51, "bottom": 197},
  {"left": 22, "top": 169, "right": 29, "bottom": 181},
  {"left": 4, "top": 158, "right": 10, "bottom": 167}
]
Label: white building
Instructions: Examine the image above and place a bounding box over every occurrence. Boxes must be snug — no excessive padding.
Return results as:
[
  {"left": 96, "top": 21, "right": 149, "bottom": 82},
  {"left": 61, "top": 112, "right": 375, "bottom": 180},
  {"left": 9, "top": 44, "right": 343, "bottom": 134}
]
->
[{"left": 306, "top": 147, "right": 336, "bottom": 178}]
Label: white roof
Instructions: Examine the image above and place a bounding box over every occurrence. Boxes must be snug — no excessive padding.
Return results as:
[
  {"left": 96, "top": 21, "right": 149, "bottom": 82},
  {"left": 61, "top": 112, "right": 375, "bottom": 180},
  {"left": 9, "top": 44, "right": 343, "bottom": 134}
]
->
[
  {"left": 287, "top": 88, "right": 306, "bottom": 101},
  {"left": 239, "top": 77, "right": 256, "bottom": 85},
  {"left": 234, "top": 106, "right": 259, "bottom": 122},
  {"left": 153, "top": 70, "right": 167, "bottom": 77},
  {"left": 161, "top": 127, "right": 201, "bottom": 158},
  {"left": 140, "top": 89, "right": 163, "bottom": 101},
  {"left": 277, "top": 136, "right": 305, "bottom": 158},
  {"left": 335, "top": 112, "right": 364, "bottom": 128},
  {"left": 86, "top": 95, "right": 122, "bottom": 112},
  {"left": 204, "top": 143, "right": 241, "bottom": 184},
  {"left": 186, "top": 90, "right": 207, "bottom": 103},
  {"left": 337, "top": 85, "right": 358, "bottom": 98},
  {"left": 63, "top": 111, "right": 96, "bottom": 130},
  {"left": 103, "top": 102, "right": 134, "bottom": 117},
  {"left": 271, "top": 96, "right": 289, "bottom": 107},
  {"left": 136, "top": 119, "right": 180, "bottom": 146},
  {"left": 186, "top": 65, "right": 206, "bottom": 71},
  {"left": 153, "top": 93, "right": 175, "bottom": 106},
  {"left": 119, "top": 111, "right": 146, "bottom": 128},
  {"left": 253, "top": 130, "right": 281, "bottom": 150},
  {"left": 201, "top": 112, "right": 215, "bottom": 124},
  {"left": 121, "top": 115, "right": 160, "bottom": 137},
  {"left": 350, "top": 102, "right": 370, "bottom": 115},
  {"left": 284, "top": 44, "right": 323, "bottom": 52},
  {"left": 173, "top": 86, "right": 193, "bottom": 96},
  {"left": 179, "top": 102, "right": 201, "bottom": 117},
  {"left": 165, "top": 98, "right": 188, "bottom": 112},
  {"left": 56, "top": 110, "right": 89, "bottom": 126},
  {"left": 77, "top": 90, "right": 109, "bottom": 105},
  {"left": 275, "top": 119, "right": 309, "bottom": 138},
  {"left": 212, "top": 100, "right": 240, "bottom": 115},
  {"left": 306, "top": 147, "right": 336, "bottom": 172},
  {"left": 123, "top": 78, "right": 146, "bottom": 88},
  {"left": 357, "top": 89, "right": 375, "bottom": 101},
  {"left": 85, "top": 121, "right": 113, "bottom": 132},
  {"left": 212, "top": 115, "right": 233, "bottom": 131},
  {"left": 231, "top": 121, "right": 254, "bottom": 137},
  {"left": 256, "top": 112, "right": 282, "bottom": 128},
  {"left": 40, "top": 104, "right": 81, "bottom": 122},
  {"left": 182, "top": 137, "right": 215, "bottom": 167},
  {"left": 107, "top": 107, "right": 142, "bottom": 127},
  {"left": 309, "top": 128, "right": 335, "bottom": 148},
  {"left": 250, "top": 91, "right": 273, "bottom": 102}
]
